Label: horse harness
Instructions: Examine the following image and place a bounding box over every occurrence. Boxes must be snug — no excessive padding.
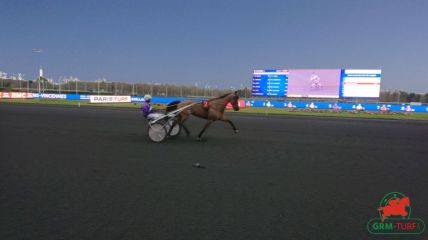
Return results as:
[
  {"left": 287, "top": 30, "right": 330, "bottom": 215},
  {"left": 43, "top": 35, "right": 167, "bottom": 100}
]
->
[{"left": 202, "top": 100, "right": 210, "bottom": 111}]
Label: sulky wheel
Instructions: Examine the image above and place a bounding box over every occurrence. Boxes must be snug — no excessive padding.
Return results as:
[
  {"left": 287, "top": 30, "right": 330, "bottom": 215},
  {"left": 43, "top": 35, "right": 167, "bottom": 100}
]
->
[{"left": 148, "top": 123, "right": 167, "bottom": 143}]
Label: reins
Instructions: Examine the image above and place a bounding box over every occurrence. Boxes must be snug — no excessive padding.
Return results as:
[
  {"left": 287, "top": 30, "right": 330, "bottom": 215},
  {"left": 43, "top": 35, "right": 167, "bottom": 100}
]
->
[{"left": 158, "top": 93, "right": 234, "bottom": 110}]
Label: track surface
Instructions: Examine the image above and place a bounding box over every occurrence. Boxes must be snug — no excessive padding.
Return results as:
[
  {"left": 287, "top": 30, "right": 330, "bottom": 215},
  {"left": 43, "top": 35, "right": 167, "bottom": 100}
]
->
[{"left": 1, "top": 103, "right": 427, "bottom": 240}]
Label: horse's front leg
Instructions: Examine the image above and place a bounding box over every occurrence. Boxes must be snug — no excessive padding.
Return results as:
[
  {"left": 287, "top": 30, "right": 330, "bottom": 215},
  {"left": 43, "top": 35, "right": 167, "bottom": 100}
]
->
[
  {"left": 181, "top": 123, "right": 190, "bottom": 136},
  {"left": 196, "top": 120, "right": 213, "bottom": 141},
  {"left": 179, "top": 113, "right": 191, "bottom": 136},
  {"left": 167, "top": 116, "right": 180, "bottom": 137},
  {"left": 220, "top": 117, "right": 239, "bottom": 133}
]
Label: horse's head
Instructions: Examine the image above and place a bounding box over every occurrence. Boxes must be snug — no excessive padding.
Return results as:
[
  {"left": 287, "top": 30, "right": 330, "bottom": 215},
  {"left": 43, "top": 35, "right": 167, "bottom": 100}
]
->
[
  {"left": 400, "top": 197, "right": 410, "bottom": 207},
  {"left": 230, "top": 91, "right": 240, "bottom": 111}
]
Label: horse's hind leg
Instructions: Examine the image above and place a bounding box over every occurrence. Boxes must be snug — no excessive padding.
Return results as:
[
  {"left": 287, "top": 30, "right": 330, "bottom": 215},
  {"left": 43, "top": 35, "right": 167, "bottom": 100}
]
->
[
  {"left": 181, "top": 123, "right": 190, "bottom": 136},
  {"left": 196, "top": 120, "right": 213, "bottom": 141},
  {"left": 221, "top": 117, "right": 239, "bottom": 133}
]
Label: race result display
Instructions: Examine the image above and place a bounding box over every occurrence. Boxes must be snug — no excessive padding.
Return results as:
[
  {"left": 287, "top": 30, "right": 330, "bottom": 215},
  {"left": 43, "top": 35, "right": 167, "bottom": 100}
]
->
[
  {"left": 251, "top": 68, "right": 382, "bottom": 98},
  {"left": 340, "top": 69, "right": 382, "bottom": 98},
  {"left": 251, "top": 70, "right": 288, "bottom": 97}
]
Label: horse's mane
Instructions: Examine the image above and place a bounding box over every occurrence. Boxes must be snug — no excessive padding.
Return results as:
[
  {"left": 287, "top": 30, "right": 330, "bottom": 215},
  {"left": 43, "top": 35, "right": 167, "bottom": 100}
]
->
[{"left": 209, "top": 93, "right": 232, "bottom": 101}]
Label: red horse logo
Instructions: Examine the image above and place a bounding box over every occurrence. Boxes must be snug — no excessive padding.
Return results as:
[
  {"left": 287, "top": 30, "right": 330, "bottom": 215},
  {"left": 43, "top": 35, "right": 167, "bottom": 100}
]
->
[{"left": 377, "top": 196, "right": 410, "bottom": 222}]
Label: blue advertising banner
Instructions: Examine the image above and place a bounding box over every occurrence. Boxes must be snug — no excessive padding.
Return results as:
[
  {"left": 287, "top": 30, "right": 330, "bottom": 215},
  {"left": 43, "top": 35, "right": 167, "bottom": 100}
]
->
[
  {"left": 244, "top": 100, "right": 428, "bottom": 113},
  {"left": 33, "top": 93, "right": 67, "bottom": 99},
  {"left": 131, "top": 96, "right": 206, "bottom": 103},
  {"left": 65, "top": 94, "right": 91, "bottom": 100},
  {"left": 32, "top": 93, "right": 428, "bottom": 113}
]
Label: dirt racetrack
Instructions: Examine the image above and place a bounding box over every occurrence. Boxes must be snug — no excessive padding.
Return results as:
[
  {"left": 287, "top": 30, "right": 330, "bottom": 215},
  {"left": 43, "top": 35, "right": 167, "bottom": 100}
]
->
[{"left": 1, "top": 103, "right": 427, "bottom": 239}]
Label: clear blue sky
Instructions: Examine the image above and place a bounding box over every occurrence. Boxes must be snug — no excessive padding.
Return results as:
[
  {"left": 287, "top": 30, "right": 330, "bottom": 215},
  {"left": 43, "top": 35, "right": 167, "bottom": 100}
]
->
[{"left": 1, "top": 0, "right": 427, "bottom": 92}]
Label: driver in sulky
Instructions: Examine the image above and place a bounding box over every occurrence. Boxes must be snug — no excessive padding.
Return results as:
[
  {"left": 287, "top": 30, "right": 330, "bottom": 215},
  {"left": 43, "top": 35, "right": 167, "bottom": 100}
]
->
[{"left": 141, "top": 94, "right": 163, "bottom": 120}]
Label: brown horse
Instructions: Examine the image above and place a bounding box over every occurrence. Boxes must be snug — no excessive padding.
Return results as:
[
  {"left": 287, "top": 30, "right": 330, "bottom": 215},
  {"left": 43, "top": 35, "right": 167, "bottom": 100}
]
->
[{"left": 166, "top": 91, "right": 240, "bottom": 140}]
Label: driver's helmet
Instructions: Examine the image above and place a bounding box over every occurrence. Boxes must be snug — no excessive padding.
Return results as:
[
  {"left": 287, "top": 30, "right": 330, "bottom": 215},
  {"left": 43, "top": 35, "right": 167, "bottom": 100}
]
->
[{"left": 144, "top": 94, "right": 152, "bottom": 102}]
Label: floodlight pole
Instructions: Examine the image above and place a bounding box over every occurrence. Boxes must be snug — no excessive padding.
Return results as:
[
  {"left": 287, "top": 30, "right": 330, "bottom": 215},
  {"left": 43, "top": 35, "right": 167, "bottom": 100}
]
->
[
  {"left": 397, "top": 90, "right": 400, "bottom": 103},
  {"left": 38, "top": 76, "right": 41, "bottom": 94},
  {"left": 33, "top": 48, "right": 43, "bottom": 94},
  {"left": 38, "top": 67, "right": 44, "bottom": 94}
]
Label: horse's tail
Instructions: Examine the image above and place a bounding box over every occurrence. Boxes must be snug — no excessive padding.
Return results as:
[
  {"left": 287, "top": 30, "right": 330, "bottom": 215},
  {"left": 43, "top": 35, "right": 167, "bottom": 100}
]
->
[{"left": 166, "top": 100, "right": 181, "bottom": 113}]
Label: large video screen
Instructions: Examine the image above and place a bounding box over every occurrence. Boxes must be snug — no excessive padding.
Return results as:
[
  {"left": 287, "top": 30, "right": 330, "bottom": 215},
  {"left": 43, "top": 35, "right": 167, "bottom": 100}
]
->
[
  {"left": 287, "top": 69, "right": 341, "bottom": 98},
  {"left": 340, "top": 69, "right": 381, "bottom": 98},
  {"left": 252, "top": 70, "right": 288, "bottom": 97}
]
